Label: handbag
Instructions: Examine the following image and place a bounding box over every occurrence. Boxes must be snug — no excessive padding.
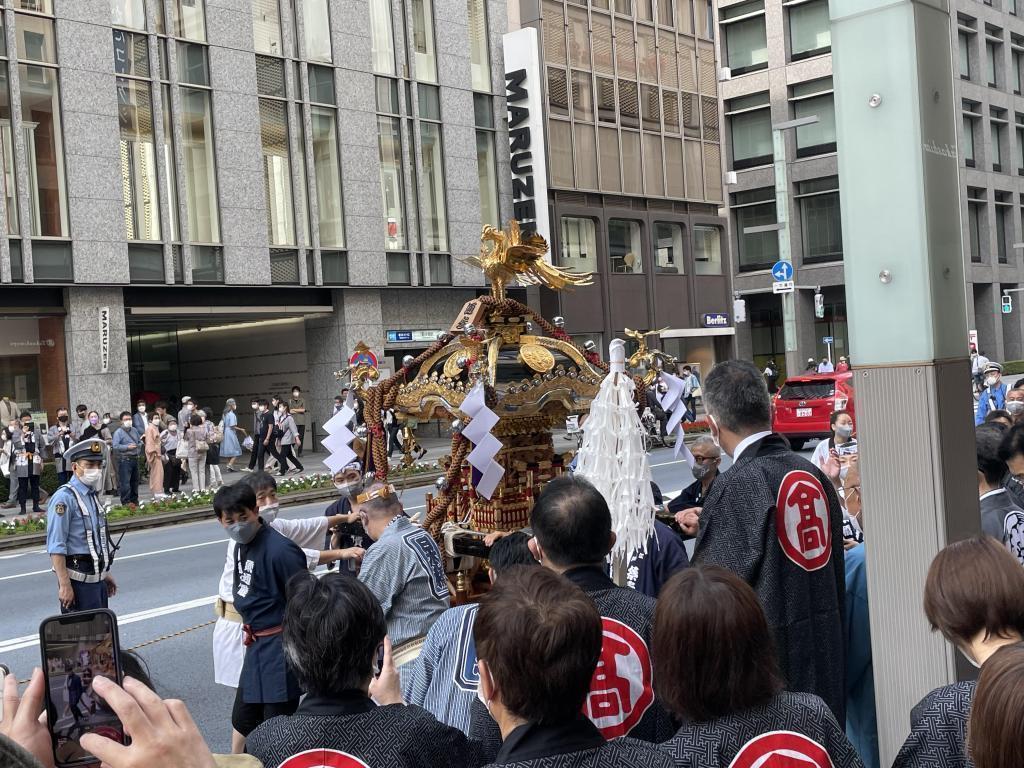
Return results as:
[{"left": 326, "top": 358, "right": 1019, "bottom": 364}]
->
[
  {"left": 175, "top": 440, "right": 188, "bottom": 459},
  {"left": 242, "top": 436, "right": 254, "bottom": 451},
  {"left": 196, "top": 438, "right": 209, "bottom": 453}
]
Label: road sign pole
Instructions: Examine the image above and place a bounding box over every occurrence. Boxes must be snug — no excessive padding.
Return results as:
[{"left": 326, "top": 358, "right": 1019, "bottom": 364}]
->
[{"left": 773, "top": 128, "right": 801, "bottom": 378}]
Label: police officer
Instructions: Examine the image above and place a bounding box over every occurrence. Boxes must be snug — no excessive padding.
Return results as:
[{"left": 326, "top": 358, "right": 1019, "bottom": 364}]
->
[{"left": 46, "top": 439, "right": 118, "bottom": 613}]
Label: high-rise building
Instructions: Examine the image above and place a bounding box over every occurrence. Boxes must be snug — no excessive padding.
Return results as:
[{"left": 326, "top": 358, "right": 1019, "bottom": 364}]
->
[
  {"left": 718, "top": 0, "right": 1024, "bottom": 375},
  {"left": 0, "top": 0, "right": 510, "bottom": 434},
  {"left": 511, "top": 0, "right": 735, "bottom": 370}
]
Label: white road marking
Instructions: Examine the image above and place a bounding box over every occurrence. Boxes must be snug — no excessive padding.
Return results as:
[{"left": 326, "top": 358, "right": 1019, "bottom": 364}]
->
[
  {"left": 0, "top": 540, "right": 225, "bottom": 582},
  {"left": 650, "top": 458, "right": 685, "bottom": 468},
  {"left": 0, "top": 595, "right": 215, "bottom": 653}
]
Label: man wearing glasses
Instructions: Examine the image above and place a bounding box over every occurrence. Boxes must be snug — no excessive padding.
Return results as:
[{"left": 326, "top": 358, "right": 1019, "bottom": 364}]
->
[{"left": 668, "top": 435, "right": 721, "bottom": 538}]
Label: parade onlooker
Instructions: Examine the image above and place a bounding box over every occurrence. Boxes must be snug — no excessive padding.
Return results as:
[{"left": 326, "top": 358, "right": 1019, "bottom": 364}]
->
[
  {"left": 246, "top": 572, "right": 483, "bottom": 768},
  {"left": 811, "top": 410, "right": 857, "bottom": 483},
  {"left": 843, "top": 466, "right": 875, "bottom": 767},
  {"left": 0, "top": 394, "right": 17, "bottom": 426},
  {"left": 50, "top": 408, "right": 74, "bottom": 486},
  {"left": 288, "top": 386, "right": 306, "bottom": 457},
  {"left": 654, "top": 567, "right": 862, "bottom": 767},
  {"left": 220, "top": 398, "right": 243, "bottom": 472},
  {"left": 245, "top": 398, "right": 262, "bottom": 472},
  {"left": 177, "top": 396, "right": 194, "bottom": 434},
  {"left": 185, "top": 413, "right": 209, "bottom": 492},
  {"left": 112, "top": 410, "right": 142, "bottom": 507},
  {"left": 762, "top": 359, "right": 780, "bottom": 394},
  {"left": 985, "top": 410, "right": 1013, "bottom": 428},
  {"left": 13, "top": 415, "right": 44, "bottom": 515},
  {"left": 977, "top": 423, "right": 1024, "bottom": 565},
  {"left": 276, "top": 402, "right": 303, "bottom": 476},
  {"left": 71, "top": 403, "right": 89, "bottom": 439},
  {"left": 144, "top": 411, "right": 164, "bottom": 499},
  {"left": 694, "top": 360, "right": 846, "bottom": 722},
  {"left": 132, "top": 399, "right": 148, "bottom": 434},
  {"left": 893, "top": 536, "right": 1024, "bottom": 767},
  {"left": 668, "top": 435, "right": 721, "bottom": 536},
  {"left": 977, "top": 362, "right": 1008, "bottom": 425},
  {"left": 1, "top": 418, "right": 16, "bottom": 510},
  {"left": 161, "top": 418, "right": 182, "bottom": 494},
  {"left": 836, "top": 355, "right": 851, "bottom": 373},
  {"left": 818, "top": 356, "right": 835, "bottom": 374},
  {"left": 81, "top": 410, "right": 117, "bottom": 498},
  {"left": 969, "top": 643, "right": 1024, "bottom": 768},
  {"left": 258, "top": 400, "right": 283, "bottom": 473},
  {"left": 1004, "top": 383, "right": 1024, "bottom": 423},
  {"left": 201, "top": 407, "right": 223, "bottom": 489},
  {"left": 681, "top": 365, "right": 699, "bottom": 422}
]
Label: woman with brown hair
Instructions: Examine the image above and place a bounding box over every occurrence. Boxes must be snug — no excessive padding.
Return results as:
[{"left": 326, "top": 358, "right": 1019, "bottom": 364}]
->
[
  {"left": 653, "top": 566, "right": 863, "bottom": 767},
  {"left": 893, "top": 536, "right": 1024, "bottom": 767},
  {"left": 968, "top": 642, "right": 1024, "bottom": 768}
]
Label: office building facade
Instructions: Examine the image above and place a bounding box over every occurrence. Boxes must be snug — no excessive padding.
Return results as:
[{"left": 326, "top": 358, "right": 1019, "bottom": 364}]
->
[{"left": 0, "top": 0, "right": 511, "bottom": 437}]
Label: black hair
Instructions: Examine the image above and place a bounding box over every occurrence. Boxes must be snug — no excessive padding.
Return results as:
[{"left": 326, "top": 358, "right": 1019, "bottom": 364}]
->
[
  {"left": 292, "top": 386, "right": 301, "bottom": 392},
  {"left": 213, "top": 483, "right": 257, "bottom": 519},
  {"left": 119, "top": 411, "right": 132, "bottom": 420},
  {"left": 189, "top": 413, "right": 202, "bottom": 427},
  {"left": 986, "top": 410, "right": 1014, "bottom": 425},
  {"left": 530, "top": 475, "right": 612, "bottom": 567},
  {"left": 202, "top": 407, "right": 214, "bottom": 421},
  {"left": 19, "top": 410, "right": 31, "bottom": 419},
  {"left": 120, "top": 650, "right": 155, "bottom": 691},
  {"left": 829, "top": 409, "right": 851, "bottom": 427},
  {"left": 999, "top": 423, "right": 1024, "bottom": 463},
  {"left": 76, "top": 404, "right": 88, "bottom": 413},
  {"left": 702, "top": 360, "right": 771, "bottom": 433},
  {"left": 279, "top": 402, "right": 291, "bottom": 412},
  {"left": 488, "top": 532, "right": 538, "bottom": 576},
  {"left": 283, "top": 572, "right": 385, "bottom": 696},
  {"left": 978, "top": 423, "right": 1011, "bottom": 486},
  {"left": 244, "top": 470, "right": 278, "bottom": 496}
]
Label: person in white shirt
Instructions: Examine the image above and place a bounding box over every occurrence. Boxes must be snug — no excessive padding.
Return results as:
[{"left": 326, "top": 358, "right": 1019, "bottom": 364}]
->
[
  {"left": 817, "top": 357, "right": 835, "bottom": 374},
  {"left": 212, "top": 470, "right": 364, "bottom": 753},
  {"left": 811, "top": 410, "right": 857, "bottom": 485}
]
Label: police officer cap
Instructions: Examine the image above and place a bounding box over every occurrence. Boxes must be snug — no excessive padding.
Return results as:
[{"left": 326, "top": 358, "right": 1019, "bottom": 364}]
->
[
  {"left": 985, "top": 361, "right": 1004, "bottom": 374},
  {"left": 64, "top": 439, "right": 106, "bottom": 465}
]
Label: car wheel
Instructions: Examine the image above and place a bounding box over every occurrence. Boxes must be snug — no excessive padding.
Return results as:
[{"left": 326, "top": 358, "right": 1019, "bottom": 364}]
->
[{"left": 788, "top": 438, "right": 806, "bottom": 451}]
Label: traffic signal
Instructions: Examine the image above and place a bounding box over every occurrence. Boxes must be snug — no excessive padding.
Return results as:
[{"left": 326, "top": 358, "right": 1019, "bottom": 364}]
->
[
  {"left": 1003, "top": 295, "right": 1013, "bottom": 314},
  {"left": 814, "top": 292, "right": 825, "bottom": 319},
  {"left": 734, "top": 298, "right": 747, "bottom": 323}
]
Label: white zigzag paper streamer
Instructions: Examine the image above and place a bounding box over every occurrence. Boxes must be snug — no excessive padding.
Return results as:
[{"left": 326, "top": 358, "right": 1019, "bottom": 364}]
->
[
  {"left": 321, "top": 405, "right": 358, "bottom": 473},
  {"left": 461, "top": 382, "right": 504, "bottom": 499}
]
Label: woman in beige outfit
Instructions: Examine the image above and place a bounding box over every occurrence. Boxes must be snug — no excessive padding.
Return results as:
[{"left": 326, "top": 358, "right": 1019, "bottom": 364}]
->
[{"left": 144, "top": 411, "right": 164, "bottom": 497}]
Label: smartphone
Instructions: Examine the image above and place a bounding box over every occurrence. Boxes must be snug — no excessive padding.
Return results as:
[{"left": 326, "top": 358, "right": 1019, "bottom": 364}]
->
[
  {"left": 39, "top": 610, "right": 127, "bottom": 768},
  {"left": 0, "top": 663, "right": 8, "bottom": 720},
  {"left": 836, "top": 441, "right": 859, "bottom": 457}
]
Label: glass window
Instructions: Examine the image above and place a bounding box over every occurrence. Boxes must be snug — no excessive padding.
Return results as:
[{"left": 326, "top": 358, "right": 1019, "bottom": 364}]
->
[
  {"left": 378, "top": 115, "right": 405, "bottom": 250},
  {"left": 418, "top": 84, "right": 441, "bottom": 120},
  {"left": 178, "top": 43, "right": 209, "bottom": 86},
  {"left": 1016, "top": 125, "right": 1023, "bottom": 171},
  {"left": 192, "top": 244, "right": 224, "bottom": 282},
  {"left": 161, "top": 85, "right": 178, "bottom": 239},
  {"left": 322, "top": 250, "right": 348, "bottom": 283},
  {"left": 0, "top": 69, "right": 16, "bottom": 235},
  {"left": 475, "top": 95, "right": 499, "bottom": 229},
  {"left": 253, "top": 0, "right": 282, "bottom": 55},
  {"left": 311, "top": 106, "right": 344, "bottom": 247},
  {"left": 411, "top": 0, "right": 438, "bottom": 83},
  {"left": 622, "top": 130, "right": 642, "bottom": 193},
  {"left": 376, "top": 77, "right": 400, "bottom": 113},
  {"left": 734, "top": 190, "right": 778, "bottom": 271},
  {"left": 369, "top": 0, "right": 395, "bottom": 75},
  {"left": 968, "top": 201, "right": 982, "bottom": 262},
  {"left": 468, "top": 0, "right": 490, "bottom": 91},
  {"left": 112, "top": 0, "right": 146, "bottom": 31},
  {"left": 644, "top": 132, "right": 664, "bottom": 195},
  {"left": 619, "top": 79, "right": 639, "bottom": 128},
  {"left": 429, "top": 253, "right": 451, "bottom": 284},
  {"left": 387, "top": 252, "right": 411, "bottom": 284},
  {"left": 676, "top": 0, "right": 692, "bottom": 33},
  {"left": 573, "top": 71, "right": 594, "bottom": 122},
  {"left": 180, "top": 87, "right": 220, "bottom": 243},
  {"left": 788, "top": 0, "right": 830, "bottom": 60},
  {"left": 15, "top": 0, "right": 54, "bottom": 12},
  {"left": 728, "top": 97, "right": 772, "bottom": 169},
  {"left": 308, "top": 65, "right": 335, "bottom": 104},
  {"left": 793, "top": 88, "right": 836, "bottom": 157},
  {"left": 259, "top": 99, "right": 294, "bottom": 246},
  {"left": 1015, "top": 50, "right": 1022, "bottom": 93},
  {"left": 599, "top": 126, "right": 620, "bottom": 191},
  {"left": 419, "top": 122, "right": 447, "bottom": 251},
  {"left": 549, "top": 120, "right": 573, "bottom": 187},
  {"left": 959, "top": 32, "right": 971, "bottom": 79},
  {"left": 663, "top": 91, "right": 680, "bottom": 133},
  {"left": 256, "top": 55, "right": 286, "bottom": 98},
  {"left": 113, "top": 30, "right": 150, "bottom": 78},
  {"left": 987, "top": 41, "right": 998, "bottom": 86},
  {"left": 548, "top": 68, "right": 569, "bottom": 117},
  {"left": 269, "top": 248, "right": 299, "bottom": 283},
  {"left": 560, "top": 216, "right": 596, "bottom": 272},
  {"left": 117, "top": 79, "right": 161, "bottom": 241},
  {"left": 608, "top": 219, "right": 643, "bottom": 274},
  {"left": 654, "top": 222, "right": 684, "bottom": 274},
  {"left": 992, "top": 121, "right": 1004, "bottom": 170},
  {"left": 997, "top": 204, "right": 1010, "bottom": 263},
  {"left": 964, "top": 114, "right": 976, "bottom": 166},
  {"left": 665, "top": 136, "right": 684, "bottom": 198},
  {"left": 722, "top": 2, "right": 766, "bottom": 74},
  {"left": 32, "top": 241, "right": 72, "bottom": 281},
  {"left": 128, "top": 243, "right": 164, "bottom": 281},
  {"left": 797, "top": 177, "right": 842, "bottom": 263},
  {"left": 693, "top": 225, "right": 722, "bottom": 274},
  {"left": 171, "top": 0, "right": 207, "bottom": 42},
  {"left": 16, "top": 14, "right": 56, "bottom": 65},
  {"left": 302, "top": 0, "right": 332, "bottom": 62},
  {"left": 20, "top": 64, "right": 67, "bottom": 237}
]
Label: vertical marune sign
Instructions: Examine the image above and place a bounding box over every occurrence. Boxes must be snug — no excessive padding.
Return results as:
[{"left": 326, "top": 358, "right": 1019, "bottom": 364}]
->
[
  {"left": 503, "top": 27, "right": 550, "bottom": 260},
  {"left": 99, "top": 306, "right": 110, "bottom": 373}
]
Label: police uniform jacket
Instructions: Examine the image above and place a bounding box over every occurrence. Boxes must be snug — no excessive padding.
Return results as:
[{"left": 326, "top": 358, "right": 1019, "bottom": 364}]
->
[
  {"left": 233, "top": 523, "right": 307, "bottom": 704},
  {"left": 693, "top": 434, "right": 847, "bottom": 723},
  {"left": 891, "top": 682, "right": 974, "bottom": 768},
  {"left": 246, "top": 691, "right": 486, "bottom": 768},
  {"left": 45, "top": 475, "right": 111, "bottom": 581}
]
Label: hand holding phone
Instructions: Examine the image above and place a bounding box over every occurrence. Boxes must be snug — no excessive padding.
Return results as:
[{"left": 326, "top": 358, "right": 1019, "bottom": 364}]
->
[{"left": 1, "top": 667, "right": 57, "bottom": 768}]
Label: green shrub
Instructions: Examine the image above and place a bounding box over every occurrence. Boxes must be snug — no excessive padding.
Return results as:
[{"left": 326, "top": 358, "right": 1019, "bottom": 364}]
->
[{"left": 1002, "top": 360, "right": 1024, "bottom": 376}]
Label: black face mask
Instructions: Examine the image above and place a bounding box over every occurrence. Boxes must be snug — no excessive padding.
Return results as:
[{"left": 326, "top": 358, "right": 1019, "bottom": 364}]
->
[{"left": 58, "top": 415, "right": 68, "bottom": 423}]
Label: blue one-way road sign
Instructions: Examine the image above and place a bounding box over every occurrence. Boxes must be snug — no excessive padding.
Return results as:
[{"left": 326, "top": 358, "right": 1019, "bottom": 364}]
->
[{"left": 771, "top": 260, "right": 794, "bottom": 282}]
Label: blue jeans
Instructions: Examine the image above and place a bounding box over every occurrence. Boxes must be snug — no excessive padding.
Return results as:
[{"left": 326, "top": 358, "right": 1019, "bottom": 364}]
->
[{"left": 117, "top": 456, "right": 139, "bottom": 505}]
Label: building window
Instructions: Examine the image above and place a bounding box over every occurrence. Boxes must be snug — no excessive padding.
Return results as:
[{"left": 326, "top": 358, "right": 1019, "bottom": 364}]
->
[
  {"left": 387, "top": 252, "right": 411, "bottom": 284},
  {"left": 964, "top": 103, "right": 979, "bottom": 168},
  {"left": 987, "top": 38, "right": 1000, "bottom": 87},
  {"left": 369, "top": 0, "right": 395, "bottom": 75},
  {"left": 726, "top": 92, "right": 772, "bottom": 170},
  {"left": 468, "top": 0, "right": 491, "bottom": 91},
  {"left": 1016, "top": 119, "right": 1024, "bottom": 173},
  {"left": 996, "top": 198, "right": 1011, "bottom": 264},
  {"left": 418, "top": 88, "right": 448, "bottom": 252},
  {"left": 259, "top": 99, "right": 295, "bottom": 246},
  {"left": 959, "top": 31, "right": 971, "bottom": 79},
  {"left": 429, "top": 253, "right": 451, "bottom": 284},
  {"left": 253, "top": 0, "right": 282, "bottom": 55},
  {"left": 788, "top": 0, "right": 830, "bottom": 61},
  {"left": 301, "top": 0, "right": 332, "bottom": 62},
  {"left": 321, "top": 250, "right": 348, "bottom": 284},
  {"left": 171, "top": 0, "right": 206, "bottom": 42},
  {"left": 474, "top": 94, "right": 500, "bottom": 229},
  {"left": 721, "top": 1, "right": 767, "bottom": 76},
  {"left": 733, "top": 187, "right": 778, "bottom": 271},
  {"left": 112, "top": 0, "right": 146, "bottom": 30},
  {"left": 653, "top": 221, "right": 685, "bottom": 274},
  {"left": 115, "top": 31, "right": 161, "bottom": 242},
  {"left": 376, "top": 79, "right": 406, "bottom": 251},
  {"left": 791, "top": 78, "right": 836, "bottom": 158},
  {"left": 693, "top": 225, "right": 722, "bottom": 275},
  {"left": 559, "top": 216, "right": 596, "bottom": 273},
  {"left": 192, "top": 244, "right": 224, "bottom": 282},
  {"left": 180, "top": 87, "right": 220, "bottom": 243},
  {"left": 310, "top": 107, "right": 345, "bottom": 248},
  {"left": 1013, "top": 47, "right": 1022, "bottom": 94},
  {"left": 0, "top": 37, "right": 16, "bottom": 236},
  {"left": 608, "top": 219, "right": 643, "bottom": 274},
  {"left": 796, "top": 177, "right": 842, "bottom": 263},
  {"left": 968, "top": 191, "right": 985, "bottom": 263},
  {"left": 161, "top": 84, "right": 179, "bottom": 241},
  {"left": 411, "top": 0, "right": 438, "bottom": 83},
  {"left": 128, "top": 243, "right": 164, "bottom": 282},
  {"left": 992, "top": 113, "right": 1006, "bottom": 172}
]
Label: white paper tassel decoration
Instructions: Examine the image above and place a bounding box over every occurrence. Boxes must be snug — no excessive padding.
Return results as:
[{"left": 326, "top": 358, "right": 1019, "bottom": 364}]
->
[{"left": 574, "top": 339, "right": 656, "bottom": 575}]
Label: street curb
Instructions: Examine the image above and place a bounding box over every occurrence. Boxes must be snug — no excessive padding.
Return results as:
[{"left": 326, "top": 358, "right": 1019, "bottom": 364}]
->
[{"left": 0, "top": 472, "right": 440, "bottom": 552}]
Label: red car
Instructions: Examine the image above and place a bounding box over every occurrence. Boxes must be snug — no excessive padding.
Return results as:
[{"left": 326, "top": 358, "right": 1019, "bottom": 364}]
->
[{"left": 771, "top": 371, "right": 856, "bottom": 451}]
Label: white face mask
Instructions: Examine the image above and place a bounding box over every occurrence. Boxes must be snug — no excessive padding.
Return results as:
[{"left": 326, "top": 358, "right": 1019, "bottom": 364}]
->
[
  {"left": 169, "top": 424, "right": 178, "bottom": 432},
  {"left": 1007, "top": 400, "right": 1024, "bottom": 415},
  {"left": 137, "top": 406, "right": 146, "bottom": 413},
  {"left": 79, "top": 468, "right": 103, "bottom": 490},
  {"left": 260, "top": 502, "right": 280, "bottom": 523},
  {"left": 121, "top": 420, "right": 132, "bottom": 429},
  {"left": 986, "top": 376, "right": 999, "bottom": 388}
]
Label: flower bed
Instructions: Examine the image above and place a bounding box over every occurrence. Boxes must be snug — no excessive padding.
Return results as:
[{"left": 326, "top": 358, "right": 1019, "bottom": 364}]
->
[{"left": 682, "top": 420, "right": 711, "bottom": 433}]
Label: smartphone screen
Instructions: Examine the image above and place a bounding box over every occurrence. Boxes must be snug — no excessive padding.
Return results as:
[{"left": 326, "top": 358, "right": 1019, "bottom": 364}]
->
[{"left": 39, "top": 610, "right": 126, "bottom": 768}]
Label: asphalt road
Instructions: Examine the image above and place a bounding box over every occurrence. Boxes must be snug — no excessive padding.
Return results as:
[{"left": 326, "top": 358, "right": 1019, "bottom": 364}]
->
[{"left": 0, "top": 440, "right": 816, "bottom": 753}]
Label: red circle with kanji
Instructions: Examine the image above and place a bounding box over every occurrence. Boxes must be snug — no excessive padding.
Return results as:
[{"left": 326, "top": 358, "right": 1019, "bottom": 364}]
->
[
  {"left": 728, "top": 730, "right": 833, "bottom": 768},
  {"left": 582, "top": 617, "right": 654, "bottom": 739},
  {"left": 775, "top": 470, "right": 832, "bottom": 572},
  {"left": 279, "top": 749, "right": 370, "bottom": 768}
]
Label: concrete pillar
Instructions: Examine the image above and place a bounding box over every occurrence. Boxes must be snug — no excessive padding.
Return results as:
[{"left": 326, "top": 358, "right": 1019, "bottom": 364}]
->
[{"left": 64, "top": 287, "right": 131, "bottom": 417}]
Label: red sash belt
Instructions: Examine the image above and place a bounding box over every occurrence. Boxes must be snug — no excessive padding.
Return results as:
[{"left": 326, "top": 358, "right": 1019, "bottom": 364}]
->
[{"left": 242, "top": 624, "right": 283, "bottom": 646}]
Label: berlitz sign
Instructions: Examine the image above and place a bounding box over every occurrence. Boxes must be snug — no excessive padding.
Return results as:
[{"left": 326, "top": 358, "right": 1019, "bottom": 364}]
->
[
  {"left": 702, "top": 313, "right": 730, "bottom": 328},
  {"left": 503, "top": 27, "right": 550, "bottom": 258}
]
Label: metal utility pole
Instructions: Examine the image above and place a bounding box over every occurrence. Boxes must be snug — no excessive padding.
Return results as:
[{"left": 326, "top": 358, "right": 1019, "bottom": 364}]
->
[{"left": 831, "top": 0, "right": 979, "bottom": 763}]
